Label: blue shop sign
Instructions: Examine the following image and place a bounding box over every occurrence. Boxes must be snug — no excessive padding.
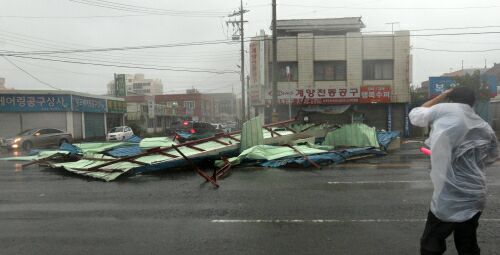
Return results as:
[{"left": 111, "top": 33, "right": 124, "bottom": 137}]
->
[
  {"left": 428, "top": 77, "right": 460, "bottom": 98},
  {"left": 429, "top": 75, "right": 497, "bottom": 98},
  {"left": 0, "top": 94, "right": 71, "bottom": 112},
  {"left": 72, "top": 95, "right": 106, "bottom": 113}
]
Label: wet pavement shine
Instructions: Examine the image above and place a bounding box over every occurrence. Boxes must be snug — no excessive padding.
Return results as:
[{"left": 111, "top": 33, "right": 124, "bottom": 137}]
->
[{"left": 1, "top": 143, "right": 500, "bottom": 255}]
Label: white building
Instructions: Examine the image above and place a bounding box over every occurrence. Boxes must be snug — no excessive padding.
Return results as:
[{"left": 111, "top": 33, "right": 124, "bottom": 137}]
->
[
  {"left": 249, "top": 17, "right": 411, "bottom": 133},
  {"left": 107, "top": 73, "right": 164, "bottom": 96}
]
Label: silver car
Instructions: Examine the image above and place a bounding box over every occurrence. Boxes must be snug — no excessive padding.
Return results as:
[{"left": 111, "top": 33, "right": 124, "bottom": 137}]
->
[{"left": 0, "top": 128, "right": 73, "bottom": 151}]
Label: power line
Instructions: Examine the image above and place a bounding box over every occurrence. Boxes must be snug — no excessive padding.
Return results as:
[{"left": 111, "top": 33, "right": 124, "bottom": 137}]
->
[
  {"left": 415, "top": 36, "right": 500, "bottom": 45},
  {"left": 10, "top": 55, "right": 239, "bottom": 74},
  {"left": 413, "top": 47, "right": 500, "bottom": 53},
  {"left": 68, "top": 0, "right": 228, "bottom": 17},
  {"left": 4, "top": 30, "right": 500, "bottom": 58},
  {"left": 2, "top": 56, "right": 61, "bottom": 90},
  {"left": 26, "top": 54, "right": 236, "bottom": 73},
  {"left": 0, "top": 35, "right": 238, "bottom": 71},
  {"left": 0, "top": 14, "right": 179, "bottom": 19},
  {"left": 0, "top": 39, "right": 237, "bottom": 56},
  {"left": 0, "top": 29, "right": 240, "bottom": 62},
  {"left": 362, "top": 25, "right": 500, "bottom": 34},
  {"left": 279, "top": 3, "right": 500, "bottom": 10}
]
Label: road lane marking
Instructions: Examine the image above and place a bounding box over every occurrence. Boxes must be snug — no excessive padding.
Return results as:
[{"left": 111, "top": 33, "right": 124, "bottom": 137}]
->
[
  {"left": 211, "top": 219, "right": 500, "bottom": 223},
  {"left": 327, "top": 180, "right": 431, "bottom": 185}
]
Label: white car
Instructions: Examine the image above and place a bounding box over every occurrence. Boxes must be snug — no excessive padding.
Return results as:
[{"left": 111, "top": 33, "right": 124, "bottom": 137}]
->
[{"left": 106, "top": 126, "right": 134, "bottom": 141}]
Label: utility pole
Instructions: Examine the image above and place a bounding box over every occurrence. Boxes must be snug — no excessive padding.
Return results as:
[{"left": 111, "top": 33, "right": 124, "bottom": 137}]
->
[
  {"left": 385, "top": 22, "right": 399, "bottom": 34},
  {"left": 247, "top": 75, "right": 251, "bottom": 118},
  {"left": 227, "top": 1, "right": 248, "bottom": 122},
  {"left": 271, "top": 0, "right": 278, "bottom": 122}
]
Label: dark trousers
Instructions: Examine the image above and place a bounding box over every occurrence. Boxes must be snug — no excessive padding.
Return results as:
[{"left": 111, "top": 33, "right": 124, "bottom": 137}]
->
[{"left": 420, "top": 211, "right": 481, "bottom": 255}]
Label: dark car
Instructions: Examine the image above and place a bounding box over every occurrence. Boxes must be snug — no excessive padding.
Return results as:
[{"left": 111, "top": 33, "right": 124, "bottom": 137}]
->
[
  {"left": 0, "top": 128, "right": 73, "bottom": 151},
  {"left": 166, "top": 120, "right": 217, "bottom": 143}
]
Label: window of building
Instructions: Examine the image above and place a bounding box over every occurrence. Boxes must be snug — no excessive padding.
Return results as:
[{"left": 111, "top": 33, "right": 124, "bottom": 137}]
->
[
  {"left": 147, "top": 118, "right": 154, "bottom": 128},
  {"left": 363, "top": 60, "right": 394, "bottom": 80},
  {"left": 269, "top": 62, "right": 298, "bottom": 82},
  {"left": 184, "top": 101, "right": 195, "bottom": 109},
  {"left": 314, "top": 61, "right": 346, "bottom": 81}
]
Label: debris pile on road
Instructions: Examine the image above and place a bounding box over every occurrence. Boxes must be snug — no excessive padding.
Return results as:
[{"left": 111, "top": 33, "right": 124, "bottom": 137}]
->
[{"left": 1, "top": 118, "right": 401, "bottom": 186}]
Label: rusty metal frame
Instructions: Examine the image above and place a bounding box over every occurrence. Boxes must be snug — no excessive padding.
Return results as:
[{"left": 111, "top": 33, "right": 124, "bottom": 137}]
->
[
  {"left": 214, "top": 158, "right": 232, "bottom": 180},
  {"left": 284, "top": 144, "right": 322, "bottom": 169}
]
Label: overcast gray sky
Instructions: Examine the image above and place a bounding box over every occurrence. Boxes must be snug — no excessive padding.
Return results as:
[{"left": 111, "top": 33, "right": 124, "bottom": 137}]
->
[{"left": 1, "top": 0, "right": 500, "bottom": 95}]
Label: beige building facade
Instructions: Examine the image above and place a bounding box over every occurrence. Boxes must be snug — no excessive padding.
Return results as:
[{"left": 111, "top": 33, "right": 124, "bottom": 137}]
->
[{"left": 249, "top": 17, "right": 411, "bottom": 133}]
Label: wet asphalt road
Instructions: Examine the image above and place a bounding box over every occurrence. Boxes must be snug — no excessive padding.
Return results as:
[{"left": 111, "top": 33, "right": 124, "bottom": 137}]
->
[{"left": 1, "top": 144, "right": 500, "bottom": 255}]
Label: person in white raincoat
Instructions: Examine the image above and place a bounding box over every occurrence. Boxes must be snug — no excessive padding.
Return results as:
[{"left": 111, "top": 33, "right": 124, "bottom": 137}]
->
[{"left": 409, "top": 87, "right": 498, "bottom": 255}]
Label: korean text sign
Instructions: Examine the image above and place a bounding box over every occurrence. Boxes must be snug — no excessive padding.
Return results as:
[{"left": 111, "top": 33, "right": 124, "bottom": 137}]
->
[
  {"left": 72, "top": 95, "right": 106, "bottom": 113},
  {"left": 0, "top": 94, "right": 71, "bottom": 112},
  {"left": 265, "top": 88, "right": 360, "bottom": 105},
  {"left": 359, "top": 86, "right": 391, "bottom": 103}
]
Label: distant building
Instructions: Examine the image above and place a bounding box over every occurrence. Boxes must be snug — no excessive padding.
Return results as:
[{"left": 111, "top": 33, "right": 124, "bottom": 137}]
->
[
  {"left": 125, "top": 95, "right": 168, "bottom": 134},
  {"left": 107, "top": 73, "right": 163, "bottom": 96},
  {"left": 0, "top": 78, "right": 14, "bottom": 91},
  {"left": 156, "top": 89, "right": 237, "bottom": 122},
  {"left": 250, "top": 17, "right": 411, "bottom": 133},
  {"left": 206, "top": 93, "right": 236, "bottom": 122},
  {"left": 155, "top": 89, "right": 214, "bottom": 123}
]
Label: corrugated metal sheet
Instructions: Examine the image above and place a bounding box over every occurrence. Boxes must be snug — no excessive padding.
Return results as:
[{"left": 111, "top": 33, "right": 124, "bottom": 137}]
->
[
  {"left": 240, "top": 116, "right": 264, "bottom": 152},
  {"left": 323, "top": 123, "right": 380, "bottom": 148}
]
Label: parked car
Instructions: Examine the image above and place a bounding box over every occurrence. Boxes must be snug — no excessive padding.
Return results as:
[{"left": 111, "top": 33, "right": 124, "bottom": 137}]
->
[
  {"left": 106, "top": 126, "right": 134, "bottom": 141},
  {"left": 0, "top": 128, "right": 73, "bottom": 151}
]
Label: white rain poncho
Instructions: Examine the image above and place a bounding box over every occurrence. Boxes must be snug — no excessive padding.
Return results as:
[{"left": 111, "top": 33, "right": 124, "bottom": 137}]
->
[{"left": 410, "top": 103, "right": 498, "bottom": 222}]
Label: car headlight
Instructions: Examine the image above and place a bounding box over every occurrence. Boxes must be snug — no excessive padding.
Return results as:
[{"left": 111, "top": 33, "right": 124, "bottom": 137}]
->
[{"left": 14, "top": 138, "right": 21, "bottom": 143}]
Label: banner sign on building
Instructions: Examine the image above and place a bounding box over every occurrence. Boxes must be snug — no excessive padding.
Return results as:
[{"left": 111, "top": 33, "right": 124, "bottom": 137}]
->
[
  {"left": 250, "top": 42, "right": 258, "bottom": 84},
  {"left": 249, "top": 41, "right": 263, "bottom": 105},
  {"left": 114, "top": 74, "right": 127, "bottom": 97},
  {"left": 359, "top": 86, "right": 391, "bottom": 103},
  {"left": 265, "top": 86, "right": 391, "bottom": 105},
  {"left": 429, "top": 75, "right": 497, "bottom": 98},
  {"left": 72, "top": 95, "right": 106, "bottom": 113},
  {"left": 0, "top": 94, "right": 71, "bottom": 112},
  {"left": 107, "top": 100, "right": 126, "bottom": 113},
  {"left": 265, "top": 88, "right": 360, "bottom": 105}
]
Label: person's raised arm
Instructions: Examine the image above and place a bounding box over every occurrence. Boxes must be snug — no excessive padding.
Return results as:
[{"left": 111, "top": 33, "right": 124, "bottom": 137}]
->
[
  {"left": 421, "top": 89, "right": 453, "bottom": 108},
  {"left": 409, "top": 89, "right": 453, "bottom": 127}
]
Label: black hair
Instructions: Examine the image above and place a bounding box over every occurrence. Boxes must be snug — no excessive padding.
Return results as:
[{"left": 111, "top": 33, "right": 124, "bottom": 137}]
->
[{"left": 447, "top": 86, "right": 476, "bottom": 107}]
